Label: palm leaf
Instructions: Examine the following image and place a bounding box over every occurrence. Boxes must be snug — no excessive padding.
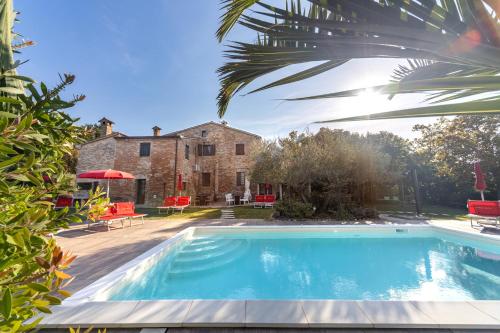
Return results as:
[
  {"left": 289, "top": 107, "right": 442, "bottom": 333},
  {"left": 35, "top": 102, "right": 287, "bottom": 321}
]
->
[
  {"left": 217, "top": 0, "right": 500, "bottom": 120},
  {"left": 316, "top": 100, "right": 500, "bottom": 123}
]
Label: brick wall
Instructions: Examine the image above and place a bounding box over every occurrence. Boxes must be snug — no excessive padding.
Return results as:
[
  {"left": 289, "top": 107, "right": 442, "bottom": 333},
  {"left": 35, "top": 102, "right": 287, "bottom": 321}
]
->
[{"left": 76, "top": 122, "right": 260, "bottom": 206}]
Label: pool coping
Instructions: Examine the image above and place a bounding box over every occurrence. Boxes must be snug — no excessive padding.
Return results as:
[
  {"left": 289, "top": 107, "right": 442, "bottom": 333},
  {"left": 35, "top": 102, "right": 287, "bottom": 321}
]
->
[{"left": 40, "top": 224, "right": 500, "bottom": 329}]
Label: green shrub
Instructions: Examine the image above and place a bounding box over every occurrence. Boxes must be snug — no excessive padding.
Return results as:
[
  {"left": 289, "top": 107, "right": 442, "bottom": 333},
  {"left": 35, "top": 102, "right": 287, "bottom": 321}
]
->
[
  {"left": 0, "top": 7, "right": 102, "bottom": 328},
  {"left": 275, "top": 199, "right": 314, "bottom": 219}
]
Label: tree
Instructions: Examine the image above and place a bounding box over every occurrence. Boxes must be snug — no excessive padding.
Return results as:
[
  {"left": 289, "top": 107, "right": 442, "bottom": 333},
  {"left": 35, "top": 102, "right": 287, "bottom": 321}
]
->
[
  {"left": 413, "top": 115, "right": 500, "bottom": 206},
  {"left": 216, "top": 0, "right": 500, "bottom": 122},
  {"left": 251, "top": 128, "right": 390, "bottom": 218},
  {"left": 0, "top": 2, "right": 101, "bottom": 331}
]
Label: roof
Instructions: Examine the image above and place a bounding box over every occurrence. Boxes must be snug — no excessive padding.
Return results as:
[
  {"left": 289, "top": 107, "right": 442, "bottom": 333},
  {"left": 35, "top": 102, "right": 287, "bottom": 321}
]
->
[
  {"left": 164, "top": 121, "right": 261, "bottom": 138},
  {"left": 80, "top": 132, "right": 126, "bottom": 145},
  {"left": 81, "top": 133, "right": 179, "bottom": 145},
  {"left": 98, "top": 117, "right": 114, "bottom": 124}
]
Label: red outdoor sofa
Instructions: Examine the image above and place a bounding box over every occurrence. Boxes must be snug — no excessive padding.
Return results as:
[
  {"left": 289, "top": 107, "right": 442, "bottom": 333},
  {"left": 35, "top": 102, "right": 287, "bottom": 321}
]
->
[
  {"left": 157, "top": 196, "right": 191, "bottom": 214},
  {"left": 254, "top": 195, "right": 276, "bottom": 208},
  {"left": 467, "top": 200, "right": 500, "bottom": 229},
  {"left": 91, "top": 202, "right": 147, "bottom": 231},
  {"left": 54, "top": 196, "right": 73, "bottom": 209}
]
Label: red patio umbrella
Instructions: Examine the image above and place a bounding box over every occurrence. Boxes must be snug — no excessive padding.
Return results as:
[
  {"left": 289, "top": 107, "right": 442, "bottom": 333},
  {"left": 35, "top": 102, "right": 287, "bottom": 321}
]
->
[
  {"left": 473, "top": 162, "right": 486, "bottom": 201},
  {"left": 77, "top": 169, "right": 135, "bottom": 198}
]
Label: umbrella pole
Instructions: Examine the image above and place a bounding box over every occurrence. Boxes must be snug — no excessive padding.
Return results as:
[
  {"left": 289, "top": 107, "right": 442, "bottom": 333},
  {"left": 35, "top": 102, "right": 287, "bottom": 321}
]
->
[
  {"left": 107, "top": 179, "right": 110, "bottom": 198},
  {"left": 481, "top": 191, "right": 484, "bottom": 201}
]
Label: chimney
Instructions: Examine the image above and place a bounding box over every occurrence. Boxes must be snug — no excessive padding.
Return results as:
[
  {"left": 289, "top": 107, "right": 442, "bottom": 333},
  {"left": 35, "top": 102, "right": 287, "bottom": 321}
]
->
[
  {"left": 98, "top": 117, "right": 114, "bottom": 137},
  {"left": 152, "top": 126, "right": 161, "bottom": 136}
]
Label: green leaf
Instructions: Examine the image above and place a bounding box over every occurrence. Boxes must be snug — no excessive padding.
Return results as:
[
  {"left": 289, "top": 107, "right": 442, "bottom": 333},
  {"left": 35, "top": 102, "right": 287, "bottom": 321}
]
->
[
  {"left": 247, "top": 59, "right": 349, "bottom": 94},
  {"left": 27, "top": 283, "right": 50, "bottom": 293},
  {"left": 316, "top": 100, "right": 500, "bottom": 123},
  {"left": 0, "top": 154, "right": 23, "bottom": 170},
  {"left": 0, "top": 111, "right": 17, "bottom": 119},
  {"left": 43, "top": 294, "right": 62, "bottom": 305},
  {"left": 1, "top": 288, "right": 12, "bottom": 319},
  {"left": 0, "top": 96, "right": 22, "bottom": 104}
]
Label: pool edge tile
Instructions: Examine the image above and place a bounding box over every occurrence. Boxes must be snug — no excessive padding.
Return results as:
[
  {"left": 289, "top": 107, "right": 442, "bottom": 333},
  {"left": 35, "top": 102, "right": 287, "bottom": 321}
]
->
[
  {"left": 468, "top": 301, "right": 500, "bottom": 322},
  {"left": 39, "top": 301, "right": 140, "bottom": 328},
  {"left": 121, "top": 300, "right": 193, "bottom": 327},
  {"left": 182, "top": 300, "right": 245, "bottom": 327},
  {"left": 357, "top": 301, "right": 439, "bottom": 329},
  {"left": 245, "top": 300, "right": 308, "bottom": 328},
  {"left": 302, "top": 300, "right": 373, "bottom": 328},
  {"left": 411, "top": 301, "right": 500, "bottom": 329}
]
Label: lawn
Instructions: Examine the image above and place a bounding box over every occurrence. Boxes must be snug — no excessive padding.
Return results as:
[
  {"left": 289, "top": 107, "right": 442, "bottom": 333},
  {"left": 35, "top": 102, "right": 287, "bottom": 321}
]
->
[
  {"left": 135, "top": 206, "right": 275, "bottom": 220},
  {"left": 374, "top": 200, "right": 468, "bottom": 220},
  {"left": 136, "top": 207, "right": 221, "bottom": 220},
  {"left": 233, "top": 206, "right": 275, "bottom": 219}
]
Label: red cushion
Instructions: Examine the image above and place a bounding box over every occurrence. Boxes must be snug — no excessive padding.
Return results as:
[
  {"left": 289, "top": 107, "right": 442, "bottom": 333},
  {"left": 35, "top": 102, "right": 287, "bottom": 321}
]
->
[
  {"left": 114, "top": 202, "right": 136, "bottom": 216},
  {"left": 264, "top": 195, "right": 276, "bottom": 203},
  {"left": 163, "top": 196, "right": 177, "bottom": 206},
  {"left": 176, "top": 196, "right": 191, "bottom": 206},
  {"left": 468, "top": 200, "right": 500, "bottom": 216},
  {"left": 255, "top": 195, "right": 266, "bottom": 203},
  {"left": 55, "top": 197, "right": 73, "bottom": 207}
]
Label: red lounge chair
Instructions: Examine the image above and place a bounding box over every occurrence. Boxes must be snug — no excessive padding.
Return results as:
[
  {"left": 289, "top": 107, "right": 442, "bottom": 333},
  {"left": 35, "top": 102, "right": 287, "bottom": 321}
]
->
[
  {"left": 173, "top": 196, "right": 191, "bottom": 214},
  {"left": 113, "top": 202, "right": 148, "bottom": 226},
  {"left": 54, "top": 196, "right": 73, "bottom": 209},
  {"left": 254, "top": 195, "right": 270, "bottom": 208},
  {"left": 467, "top": 200, "right": 500, "bottom": 229},
  {"left": 157, "top": 196, "right": 177, "bottom": 214},
  {"left": 264, "top": 195, "right": 276, "bottom": 208},
  {"left": 90, "top": 206, "right": 128, "bottom": 231}
]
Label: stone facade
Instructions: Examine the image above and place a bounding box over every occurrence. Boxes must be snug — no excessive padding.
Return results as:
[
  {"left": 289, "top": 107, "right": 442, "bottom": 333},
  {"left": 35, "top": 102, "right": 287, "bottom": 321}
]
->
[{"left": 76, "top": 121, "right": 260, "bottom": 206}]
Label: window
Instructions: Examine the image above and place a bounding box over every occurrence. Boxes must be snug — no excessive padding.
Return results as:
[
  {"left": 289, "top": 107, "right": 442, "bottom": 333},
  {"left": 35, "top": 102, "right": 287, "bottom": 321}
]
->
[
  {"left": 202, "top": 173, "right": 211, "bottom": 186},
  {"left": 184, "top": 144, "right": 190, "bottom": 160},
  {"left": 198, "top": 144, "right": 216, "bottom": 156},
  {"left": 139, "top": 142, "right": 151, "bottom": 157},
  {"left": 201, "top": 130, "right": 208, "bottom": 138},
  {"left": 236, "top": 172, "right": 245, "bottom": 186},
  {"left": 236, "top": 143, "right": 245, "bottom": 155},
  {"left": 77, "top": 182, "right": 92, "bottom": 191}
]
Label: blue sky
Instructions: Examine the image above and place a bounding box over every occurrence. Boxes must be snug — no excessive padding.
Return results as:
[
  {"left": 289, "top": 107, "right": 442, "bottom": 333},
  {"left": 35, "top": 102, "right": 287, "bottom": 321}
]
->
[{"left": 17, "top": 0, "right": 436, "bottom": 138}]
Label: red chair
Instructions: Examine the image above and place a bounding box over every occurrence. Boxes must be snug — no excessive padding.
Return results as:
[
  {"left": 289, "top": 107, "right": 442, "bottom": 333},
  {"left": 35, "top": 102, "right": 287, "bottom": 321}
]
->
[
  {"left": 54, "top": 196, "right": 73, "bottom": 209},
  {"left": 173, "top": 196, "right": 191, "bottom": 214},
  {"left": 113, "top": 202, "right": 147, "bottom": 226},
  {"left": 264, "top": 195, "right": 276, "bottom": 208},
  {"left": 467, "top": 200, "right": 500, "bottom": 229},
  {"left": 90, "top": 206, "right": 128, "bottom": 231},
  {"left": 254, "top": 195, "right": 269, "bottom": 208},
  {"left": 157, "top": 196, "right": 177, "bottom": 214}
]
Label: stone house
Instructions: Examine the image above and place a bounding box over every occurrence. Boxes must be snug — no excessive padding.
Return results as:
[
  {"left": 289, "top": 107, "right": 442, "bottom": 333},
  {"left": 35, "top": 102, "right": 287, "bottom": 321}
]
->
[{"left": 76, "top": 118, "right": 261, "bottom": 207}]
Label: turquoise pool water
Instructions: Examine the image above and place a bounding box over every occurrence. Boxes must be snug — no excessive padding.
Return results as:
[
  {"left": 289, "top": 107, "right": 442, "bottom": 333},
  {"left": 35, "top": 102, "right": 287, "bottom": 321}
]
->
[{"left": 107, "top": 229, "right": 500, "bottom": 301}]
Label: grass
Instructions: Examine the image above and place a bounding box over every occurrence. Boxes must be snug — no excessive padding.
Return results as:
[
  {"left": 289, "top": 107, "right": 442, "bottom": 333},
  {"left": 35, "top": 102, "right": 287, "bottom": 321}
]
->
[
  {"left": 374, "top": 200, "right": 468, "bottom": 220},
  {"left": 233, "top": 206, "right": 275, "bottom": 219},
  {"left": 136, "top": 207, "right": 221, "bottom": 220},
  {"left": 135, "top": 205, "right": 275, "bottom": 220}
]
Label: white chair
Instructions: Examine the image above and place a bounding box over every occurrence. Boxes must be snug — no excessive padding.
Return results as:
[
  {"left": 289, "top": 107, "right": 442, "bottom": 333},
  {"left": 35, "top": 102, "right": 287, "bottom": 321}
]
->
[
  {"left": 240, "top": 190, "right": 251, "bottom": 205},
  {"left": 225, "top": 193, "right": 235, "bottom": 206}
]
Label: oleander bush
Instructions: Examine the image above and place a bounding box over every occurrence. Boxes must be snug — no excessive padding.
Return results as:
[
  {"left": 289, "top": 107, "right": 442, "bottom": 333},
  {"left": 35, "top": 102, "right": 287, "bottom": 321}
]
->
[{"left": 0, "top": 2, "right": 102, "bottom": 331}]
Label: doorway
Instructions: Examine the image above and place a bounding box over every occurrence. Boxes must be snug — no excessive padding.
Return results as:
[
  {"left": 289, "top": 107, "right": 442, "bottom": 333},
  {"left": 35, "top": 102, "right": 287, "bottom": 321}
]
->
[{"left": 136, "top": 179, "right": 146, "bottom": 204}]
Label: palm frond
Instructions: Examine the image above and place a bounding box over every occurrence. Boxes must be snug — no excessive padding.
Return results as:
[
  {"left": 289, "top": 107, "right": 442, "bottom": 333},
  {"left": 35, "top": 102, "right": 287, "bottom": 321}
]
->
[
  {"left": 316, "top": 100, "right": 500, "bottom": 123},
  {"left": 217, "top": 0, "right": 500, "bottom": 120}
]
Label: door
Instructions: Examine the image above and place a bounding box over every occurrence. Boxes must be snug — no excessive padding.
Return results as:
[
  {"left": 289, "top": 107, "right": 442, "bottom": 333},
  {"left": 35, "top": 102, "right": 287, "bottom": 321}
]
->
[{"left": 136, "top": 179, "right": 146, "bottom": 204}]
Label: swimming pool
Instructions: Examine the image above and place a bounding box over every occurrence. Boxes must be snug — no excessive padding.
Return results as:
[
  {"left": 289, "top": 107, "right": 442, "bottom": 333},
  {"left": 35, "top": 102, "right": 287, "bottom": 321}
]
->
[{"left": 82, "top": 225, "right": 500, "bottom": 302}]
